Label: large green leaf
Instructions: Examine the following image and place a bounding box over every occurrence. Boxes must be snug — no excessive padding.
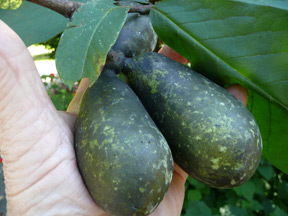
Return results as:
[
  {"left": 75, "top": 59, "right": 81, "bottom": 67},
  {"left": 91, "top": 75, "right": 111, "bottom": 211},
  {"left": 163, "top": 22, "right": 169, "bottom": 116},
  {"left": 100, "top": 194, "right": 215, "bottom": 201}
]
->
[
  {"left": 55, "top": 1, "right": 129, "bottom": 88},
  {"left": 232, "top": 0, "right": 288, "bottom": 10},
  {"left": 247, "top": 91, "right": 288, "bottom": 174},
  {"left": 150, "top": 0, "right": 288, "bottom": 174},
  {"left": 0, "top": 1, "right": 68, "bottom": 46}
]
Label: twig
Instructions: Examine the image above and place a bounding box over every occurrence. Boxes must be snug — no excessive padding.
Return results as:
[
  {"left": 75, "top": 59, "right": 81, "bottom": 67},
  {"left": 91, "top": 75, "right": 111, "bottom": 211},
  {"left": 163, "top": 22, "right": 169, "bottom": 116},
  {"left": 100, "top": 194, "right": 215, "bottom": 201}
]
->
[{"left": 25, "top": 0, "right": 83, "bottom": 19}]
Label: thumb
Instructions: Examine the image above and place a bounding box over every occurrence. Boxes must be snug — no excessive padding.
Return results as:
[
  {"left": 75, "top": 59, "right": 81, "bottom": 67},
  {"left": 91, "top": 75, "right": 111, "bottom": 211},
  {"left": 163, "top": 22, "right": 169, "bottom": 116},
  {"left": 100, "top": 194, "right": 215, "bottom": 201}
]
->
[
  {"left": 0, "top": 20, "right": 65, "bottom": 197},
  {"left": 0, "top": 20, "right": 54, "bottom": 151}
]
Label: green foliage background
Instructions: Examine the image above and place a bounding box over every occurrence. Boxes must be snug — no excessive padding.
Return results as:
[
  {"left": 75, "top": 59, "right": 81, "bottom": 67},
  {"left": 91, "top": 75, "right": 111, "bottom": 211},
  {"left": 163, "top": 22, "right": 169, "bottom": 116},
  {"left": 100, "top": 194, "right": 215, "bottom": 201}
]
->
[{"left": 0, "top": 0, "right": 22, "bottom": 10}]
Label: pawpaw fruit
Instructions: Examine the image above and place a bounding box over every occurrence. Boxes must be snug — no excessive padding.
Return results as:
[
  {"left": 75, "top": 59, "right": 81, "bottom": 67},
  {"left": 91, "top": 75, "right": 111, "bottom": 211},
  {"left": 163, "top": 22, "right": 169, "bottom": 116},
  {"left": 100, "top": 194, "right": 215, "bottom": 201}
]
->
[
  {"left": 75, "top": 67, "right": 173, "bottom": 216},
  {"left": 111, "top": 12, "right": 157, "bottom": 57},
  {"left": 121, "top": 52, "right": 262, "bottom": 189}
]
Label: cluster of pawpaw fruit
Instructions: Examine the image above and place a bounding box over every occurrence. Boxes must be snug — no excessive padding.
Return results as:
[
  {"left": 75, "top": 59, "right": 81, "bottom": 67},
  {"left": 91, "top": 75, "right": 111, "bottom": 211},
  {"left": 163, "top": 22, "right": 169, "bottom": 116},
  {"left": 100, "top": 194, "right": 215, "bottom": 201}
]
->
[{"left": 75, "top": 4, "right": 263, "bottom": 216}]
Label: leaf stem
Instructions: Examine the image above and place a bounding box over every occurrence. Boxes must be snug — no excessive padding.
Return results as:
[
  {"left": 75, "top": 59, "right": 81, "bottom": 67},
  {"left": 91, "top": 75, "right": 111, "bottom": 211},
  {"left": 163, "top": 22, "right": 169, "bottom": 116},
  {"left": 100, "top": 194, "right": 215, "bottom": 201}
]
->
[{"left": 25, "top": 0, "right": 83, "bottom": 19}]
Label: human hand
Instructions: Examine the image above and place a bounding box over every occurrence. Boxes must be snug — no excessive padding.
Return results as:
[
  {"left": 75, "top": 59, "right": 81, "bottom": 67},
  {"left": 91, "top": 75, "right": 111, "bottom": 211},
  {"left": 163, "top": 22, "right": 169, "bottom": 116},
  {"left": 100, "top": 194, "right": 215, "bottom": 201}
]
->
[{"left": 0, "top": 20, "right": 247, "bottom": 216}]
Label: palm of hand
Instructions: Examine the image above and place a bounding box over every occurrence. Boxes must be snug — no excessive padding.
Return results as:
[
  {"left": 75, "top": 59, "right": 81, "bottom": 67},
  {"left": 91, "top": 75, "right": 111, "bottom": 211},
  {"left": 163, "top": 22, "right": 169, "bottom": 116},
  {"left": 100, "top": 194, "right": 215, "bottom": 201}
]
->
[{"left": 0, "top": 21, "right": 187, "bottom": 216}]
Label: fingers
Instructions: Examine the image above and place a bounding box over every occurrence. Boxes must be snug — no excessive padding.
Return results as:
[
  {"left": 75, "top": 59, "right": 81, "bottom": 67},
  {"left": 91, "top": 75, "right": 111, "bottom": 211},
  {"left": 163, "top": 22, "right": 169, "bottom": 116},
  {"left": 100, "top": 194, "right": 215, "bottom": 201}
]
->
[
  {"left": 0, "top": 21, "right": 65, "bottom": 195},
  {"left": 152, "top": 163, "right": 188, "bottom": 216},
  {"left": 158, "top": 45, "right": 189, "bottom": 65},
  {"left": 0, "top": 20, "right": 55, "bottom": 151},
  {"left": 226, "top": 84, "right": 248, "bottom": 106}
]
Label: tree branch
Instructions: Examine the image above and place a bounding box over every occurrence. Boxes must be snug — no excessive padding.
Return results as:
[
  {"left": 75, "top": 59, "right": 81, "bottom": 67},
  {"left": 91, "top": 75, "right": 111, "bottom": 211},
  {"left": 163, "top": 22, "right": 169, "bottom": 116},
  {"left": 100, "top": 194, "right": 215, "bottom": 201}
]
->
[
  {"left": 25, "top": 0, "right": 83, "bottom": 19},
  {"left": 26, "top": 0, "right": 154, "bottom": 19}
]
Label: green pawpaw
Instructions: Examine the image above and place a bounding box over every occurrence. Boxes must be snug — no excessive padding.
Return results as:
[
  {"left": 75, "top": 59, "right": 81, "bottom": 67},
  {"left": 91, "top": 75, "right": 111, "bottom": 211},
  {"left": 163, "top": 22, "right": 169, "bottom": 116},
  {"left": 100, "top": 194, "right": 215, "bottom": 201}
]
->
[
  {"left": 111, "top": 12, "right": 157, "bottom": 58},
  {"left": 75, "top": 67, "right": 173, "bottom": 216},
  {"left": 122, "top": 52, "right": 262, "bottom": 189}
]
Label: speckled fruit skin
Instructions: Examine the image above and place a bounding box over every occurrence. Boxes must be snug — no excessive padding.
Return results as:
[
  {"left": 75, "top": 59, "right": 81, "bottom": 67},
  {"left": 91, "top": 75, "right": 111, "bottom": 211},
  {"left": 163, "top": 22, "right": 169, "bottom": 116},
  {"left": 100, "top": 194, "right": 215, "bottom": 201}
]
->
[
  {"left": 122, "top": 52, "right": 263, "bottom": 189},
  {"left": 75, "top": 67, "right": 173, "bottom": 216},
  {"left": 111, "top": 12, "right": 158, "bottom": 57}
]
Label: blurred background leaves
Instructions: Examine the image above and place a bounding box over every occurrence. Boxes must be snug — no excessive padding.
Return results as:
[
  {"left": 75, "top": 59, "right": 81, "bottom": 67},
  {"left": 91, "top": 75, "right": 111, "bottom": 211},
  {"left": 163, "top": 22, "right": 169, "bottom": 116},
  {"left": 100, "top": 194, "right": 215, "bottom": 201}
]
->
[{"left": 0, "top": 0, "right": 22, "bottom": 10}]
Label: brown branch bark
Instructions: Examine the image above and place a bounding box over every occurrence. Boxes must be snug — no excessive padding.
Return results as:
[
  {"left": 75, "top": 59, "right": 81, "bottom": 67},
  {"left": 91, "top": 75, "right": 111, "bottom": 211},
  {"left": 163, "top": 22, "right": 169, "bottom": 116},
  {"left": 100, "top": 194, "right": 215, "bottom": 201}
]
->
[{"left": 25, "top": 0, "right": 83, "bottom": 19}]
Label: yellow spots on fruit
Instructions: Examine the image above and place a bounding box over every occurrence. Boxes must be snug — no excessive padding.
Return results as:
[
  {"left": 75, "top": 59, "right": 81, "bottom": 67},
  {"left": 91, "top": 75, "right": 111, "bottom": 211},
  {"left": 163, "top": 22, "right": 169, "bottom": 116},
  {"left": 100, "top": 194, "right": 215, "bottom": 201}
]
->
[
  {"left": 205, "top": 128, "right": 213, "bottom": 133},
  {"left": 244, "top": 130, "right": 251, "bottom": 140},
  {"left": 103, "top": 126, "right": 115, "bottom": 135},
  {"left": 178, "top": 70, "right": 186, "bottom": 79},
  {"left": 193, "top": 85, "right": 199, "bottom": 91},
  {"left": 249, "top": 120, "right": 256, "bottom": 126},
  {"left": 250, "top": 129, "right": 255, "bottom": 137},
  {"left": 249, "top": 164, "right": 255, "bottom": 171},
  {"left": 80, "top": 138, "right": 88, "bottom": 148},
  {"left": 219, "top": 146, "right": 227, "bottom": 153},
  {"left": 139, "top": 187, "right": 145, "bottom": 193},
  {"left": 234, "top": 163, "right": 243, "bottom": 170},
  {"left": 230, "top": 179, "right": 237, "bottom": 185},
  {"left": 89, "top": 139, "right": 99, "bottom": 149},
  {"left": 211, "top": 157, "right": 220, "bottom": 170},
  {"left": 142, "top": 74, "right": 160, "bottom": 94},
  {"left": 97, "top": 126, "right": 115, "bottom": 149},
  {"left": 191, "top": 110, "right": 199, "bottom": 114},
  {"left": 112, "top": 178, "right": 121, "bottom": 185},
  {"left": 174, "top": 83, "right": 181, "bottom": 88},
  {"left": 153, "top": 69, "right": 168, "bottom": 78}
]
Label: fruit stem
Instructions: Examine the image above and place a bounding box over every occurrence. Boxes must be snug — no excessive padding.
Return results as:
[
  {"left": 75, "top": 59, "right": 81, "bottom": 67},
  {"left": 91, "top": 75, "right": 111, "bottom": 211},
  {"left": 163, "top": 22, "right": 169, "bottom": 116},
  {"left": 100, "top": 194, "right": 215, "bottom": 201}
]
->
[
  {"left": 106, "top": 49, "right": 126, "bottom": 73},
  {"left": 114, "top": 1, "right": 154, "bottom": 15},
  {"left": 128, "top": 5, "right": 154, "bottom": 14}
]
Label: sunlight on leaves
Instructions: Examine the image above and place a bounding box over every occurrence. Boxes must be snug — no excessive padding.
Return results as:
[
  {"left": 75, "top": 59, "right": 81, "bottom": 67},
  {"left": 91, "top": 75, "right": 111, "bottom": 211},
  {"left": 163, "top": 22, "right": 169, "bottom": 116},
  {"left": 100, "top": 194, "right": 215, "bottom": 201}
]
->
[{"left": 0, "top": 0, "right": 22, "bottom": 10}]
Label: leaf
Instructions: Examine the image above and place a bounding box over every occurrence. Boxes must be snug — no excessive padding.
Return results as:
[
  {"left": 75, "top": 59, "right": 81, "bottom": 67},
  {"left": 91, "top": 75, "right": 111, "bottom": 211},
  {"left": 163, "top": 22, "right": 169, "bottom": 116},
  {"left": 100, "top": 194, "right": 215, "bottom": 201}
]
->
[
  {"left": 0, "top": 1, "right": 68, "bottom": 46},
  {"left": 55, "top": 1, "right": 129, "bottom": 88},
  {"left": 184, "top": 201, "right": 212, "bottom": 216},
  {"left": 271, "top": 207, "right": 288, "bottom": 216},
  {"left": 232, "top": 0, "right": 288, "bottom": 10},
  {"left": 248, "top": 91, "right": 288, "bottom": 174},
  {"left": 225, "top": 204, "right": 249, "bottom": 216},
  {"left": 150, "top": 0, "right": 288, "bottom": 174},
  {"left": 187, "top": 189, "right": 202, "bottom": 201},
  {"left": 258, "top": 159, "right": 274, "bottom": 181},
  {"left": 232, "top": 181, "right": 256, "bottom": 202}
]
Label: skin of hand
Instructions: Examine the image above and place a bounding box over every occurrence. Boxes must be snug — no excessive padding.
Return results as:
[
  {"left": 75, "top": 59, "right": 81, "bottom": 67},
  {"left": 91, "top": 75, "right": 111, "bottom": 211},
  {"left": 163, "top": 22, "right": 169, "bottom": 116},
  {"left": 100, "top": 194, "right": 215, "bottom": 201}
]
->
[{"left": 0, "top": 20, "right": 247, "bottom": 216}]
